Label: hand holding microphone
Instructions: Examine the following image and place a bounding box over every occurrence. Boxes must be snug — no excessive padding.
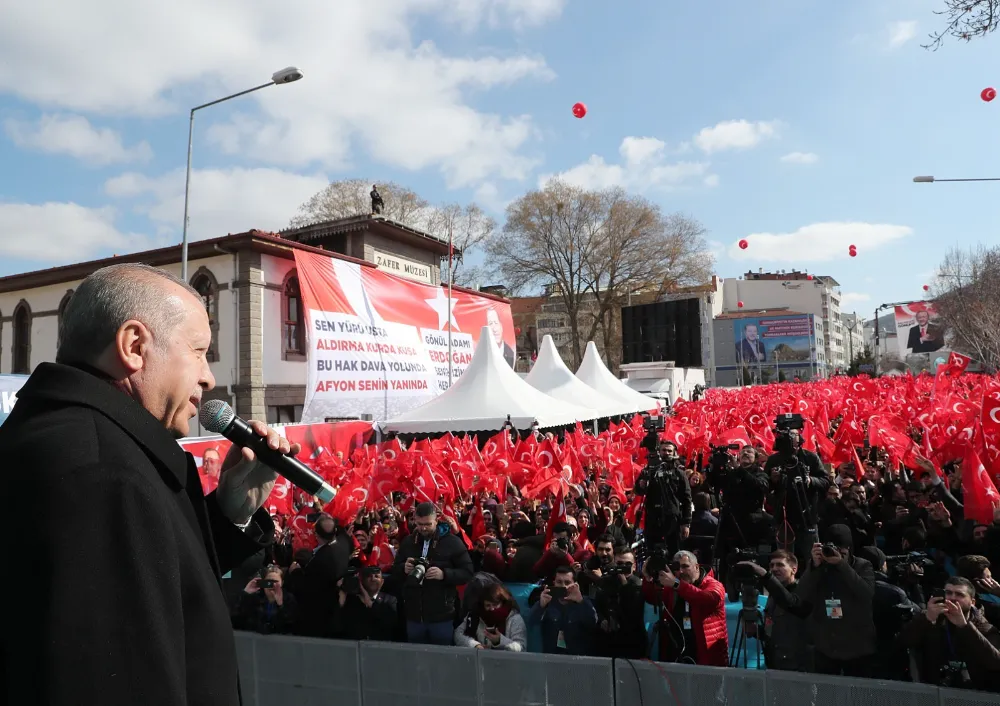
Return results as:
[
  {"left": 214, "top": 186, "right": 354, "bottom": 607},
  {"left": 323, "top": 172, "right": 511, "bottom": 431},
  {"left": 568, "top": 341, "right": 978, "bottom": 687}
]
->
[{"left": 200, "top": 400, "right": 336, "bottom": 525}]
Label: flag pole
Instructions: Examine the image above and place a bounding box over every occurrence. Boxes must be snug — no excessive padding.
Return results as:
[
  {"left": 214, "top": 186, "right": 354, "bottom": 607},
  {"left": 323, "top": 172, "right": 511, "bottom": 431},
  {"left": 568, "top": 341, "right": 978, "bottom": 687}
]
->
[{"left": 448, "top": 224, "right": 454, "bottom": 388}]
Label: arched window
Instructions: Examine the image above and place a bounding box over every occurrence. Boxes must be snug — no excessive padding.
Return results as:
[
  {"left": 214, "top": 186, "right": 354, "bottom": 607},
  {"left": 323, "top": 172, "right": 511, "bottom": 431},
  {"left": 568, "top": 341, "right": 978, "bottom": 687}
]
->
[
  {"left": 282, "top": 272, "right": 306, "bottom": 359},
  {"left": 12, "top": 300, "right": 32, "bottom": 374},
  {"left": 57, "top": 289, "right": 74, "bottom": 352},
  {"left": 190, "top": 268, "right": 220, "bottom": 362}
]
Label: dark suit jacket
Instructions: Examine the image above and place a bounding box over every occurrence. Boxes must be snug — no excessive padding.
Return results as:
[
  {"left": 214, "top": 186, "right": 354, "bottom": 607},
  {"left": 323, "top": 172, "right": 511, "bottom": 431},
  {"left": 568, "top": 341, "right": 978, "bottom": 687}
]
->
[
  {"left": 299, "top": 533, "right": 354, "bottom": 635},
  {"left": 0, "top": 363, "right": 272, "bottom": 706},
  {"left": 906, "top": 323, "right": 944, "bottom": 353},
  {"left": 736, "top": 338, "right": 766, "bottom": 363}
]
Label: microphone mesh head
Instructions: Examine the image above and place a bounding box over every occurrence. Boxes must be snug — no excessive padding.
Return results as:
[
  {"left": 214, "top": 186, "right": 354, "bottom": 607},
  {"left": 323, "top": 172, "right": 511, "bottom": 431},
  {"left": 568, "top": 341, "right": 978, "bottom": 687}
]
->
[{"left": 200, "top": 399, "right": 235, "bottom": 433}]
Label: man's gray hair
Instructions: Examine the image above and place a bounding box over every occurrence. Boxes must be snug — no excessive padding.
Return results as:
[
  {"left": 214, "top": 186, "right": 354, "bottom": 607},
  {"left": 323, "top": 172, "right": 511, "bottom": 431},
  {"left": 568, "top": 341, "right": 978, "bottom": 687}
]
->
[
  {"left": 673, "top": 550, "right": 699, "bottom": 566},
  {"left": 57, "top": 263, "right": 200, "bottom": 365}
]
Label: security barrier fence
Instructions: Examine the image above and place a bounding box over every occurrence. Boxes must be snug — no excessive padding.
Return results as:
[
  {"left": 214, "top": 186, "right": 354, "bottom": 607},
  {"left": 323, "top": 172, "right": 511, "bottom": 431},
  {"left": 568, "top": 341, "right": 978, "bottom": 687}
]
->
[{"left": 234, "top": 631, "right": 997, "bottom": 706}]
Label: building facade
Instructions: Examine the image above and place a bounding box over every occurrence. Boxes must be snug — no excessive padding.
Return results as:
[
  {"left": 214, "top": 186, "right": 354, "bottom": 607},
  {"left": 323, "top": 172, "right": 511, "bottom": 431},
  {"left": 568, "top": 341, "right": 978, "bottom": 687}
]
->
[
  {"left": 721, "top": 270, "right": 847, "bottom": 370},
  {"left": 840, "top": 312, "right": 866, "bottom": 364},
  {"left": 0, "top": 217, "right": 486, "bottom": 435}
]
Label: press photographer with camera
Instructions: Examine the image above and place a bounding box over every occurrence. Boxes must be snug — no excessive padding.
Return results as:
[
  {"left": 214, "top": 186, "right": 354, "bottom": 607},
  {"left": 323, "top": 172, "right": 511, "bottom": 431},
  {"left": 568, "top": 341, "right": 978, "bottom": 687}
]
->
[
  {"left": 764, "top": 414, "right": 829, "bottom": 563},
  {"left": 592, "top": 546, "right": 647, "bottom": 659},
  {"left": 532, "top": 521, "right": 588, "bottom": 581},
  {"left": 795, "top": 524, "right": 876, "bottom": 677},
  {"left": 898, "top": 577, "right": 1000, "bottom": 691},
  {"left": 528, "top": 565, "right": 598, "bottom": 655},
  {"left": 635, "top": 435, "right": 692, "bottom": 560},
  {"left": 735, "top": 550, "right": 812, "bottom": 672},
  {"left": 234, "top": 565, "right": 298, "bottom": 635},
  {"left": 579, "top": 534, "right": 617, "bottom": 597},
  {"left": 331, "top": 563, "right": 399, "bottom": 642},
  {"left": 391, "top": 502, "right": 474, "bottom": 645},
  {"left": 641, "top": 550, "right": 728, "bottom": 666},
  {"left": 715, "top": 445, "right": 772, "bottom": 583}
]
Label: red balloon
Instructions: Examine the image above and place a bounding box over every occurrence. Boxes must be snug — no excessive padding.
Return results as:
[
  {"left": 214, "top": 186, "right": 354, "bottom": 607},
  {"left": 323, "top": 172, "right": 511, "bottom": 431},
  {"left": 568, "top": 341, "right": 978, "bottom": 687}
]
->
[
  {"left": 982, "top": 87, "right": 997, "bottom": 102},
  {"left": 737, "top": 301, "right": 744, "bottom": 308},
  {"left": 849, "top": 250, "right": 857, "bottom": 258},
  {"left": 922, "top": 285, "right": 929, "bottom": 292},
  {"left": 738, "top": 239, "right": 748, "bottom": 250},
  {"left": 572, "top": 102, "right": 587, "bottom": 118},
  {"left": 806, "top": 275, "right": 813, "bottom": 280},
  {"left": 515, "top": 327, "right": 522, "bottom": 335}
]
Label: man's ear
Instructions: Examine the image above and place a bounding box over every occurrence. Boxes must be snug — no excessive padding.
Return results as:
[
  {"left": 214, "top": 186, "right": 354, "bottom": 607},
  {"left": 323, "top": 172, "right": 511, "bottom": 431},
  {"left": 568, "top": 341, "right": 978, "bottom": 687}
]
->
[{"left": 115, "top": 319, "right": 154, "bottom": 374}]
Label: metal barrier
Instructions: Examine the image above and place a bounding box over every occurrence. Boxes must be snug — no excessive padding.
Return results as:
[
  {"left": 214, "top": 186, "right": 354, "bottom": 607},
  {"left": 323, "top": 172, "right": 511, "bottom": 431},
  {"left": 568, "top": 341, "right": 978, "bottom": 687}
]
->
[{"left": 233, "top": 631, "right": 996, "bottom": 706}]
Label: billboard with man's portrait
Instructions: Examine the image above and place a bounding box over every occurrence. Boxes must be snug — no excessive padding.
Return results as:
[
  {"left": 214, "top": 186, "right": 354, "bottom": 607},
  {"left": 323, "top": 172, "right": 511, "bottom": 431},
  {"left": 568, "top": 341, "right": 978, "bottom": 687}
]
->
[
  {"left": 733, "top": 315, "right": 816, "bottom": 366},
  {"left": 894, "top": 302, "right": 951, "bottom": 371}
]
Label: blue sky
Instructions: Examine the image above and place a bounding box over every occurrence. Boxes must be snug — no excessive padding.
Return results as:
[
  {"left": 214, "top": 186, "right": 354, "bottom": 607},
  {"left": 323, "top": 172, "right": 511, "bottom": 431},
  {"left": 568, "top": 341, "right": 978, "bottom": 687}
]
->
[{"left": 1, "top": 0, "right": 998, "bottom": 317}]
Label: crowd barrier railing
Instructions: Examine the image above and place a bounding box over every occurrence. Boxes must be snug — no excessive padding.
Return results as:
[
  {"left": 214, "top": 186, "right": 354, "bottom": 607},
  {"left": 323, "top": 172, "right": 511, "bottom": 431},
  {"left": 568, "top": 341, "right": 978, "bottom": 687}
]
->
[{"left": 233, "top": 631, "right": 991, "bottom": 706}]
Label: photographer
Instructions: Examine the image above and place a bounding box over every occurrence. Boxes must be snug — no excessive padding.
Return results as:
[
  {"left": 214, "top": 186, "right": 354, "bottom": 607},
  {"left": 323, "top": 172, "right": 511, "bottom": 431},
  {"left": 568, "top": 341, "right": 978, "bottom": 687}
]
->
[
  {"left": 737, "top": 550, "right": 812, "bottom": 672},
  {"left": 528, "top": 566, "right": 598, "bottom": 656},
  {"left": 635, "top": 440, "right": 692, "bottom": 559},
  {"left": 716, "top": 446, "right": 772, "bottom": 582},
  {"left": 642, "top": 550, "right": 728, "bottom": 666},
  {"left": 532, "top": 522, "right": 587, "bottom": 581},
  {"left": 898, "top": 577, "right": 1000, "bottom": 691},
  {"left": 391, "top": 502, "right": 474, "bottom": 645},
  {"left": 331, "top": 566, "right": 399, "bottom": 642},
  {"left": 234, "top": 566, "right": 298, "bottom": 636},
  {"left": 855, "top": 546, "right": 922, "bottom": 680},
  {"left": 795, "top": 524, "right": 876, "bottom": 677},
  {"left": 764, "top": 417, "right": 828, "bottom": 563},
  {"left": 579, "top": 534, "right": 617, "bottom": 597},
  {"left": 593, "top": 547, "right": 647, "bottom": 659}
]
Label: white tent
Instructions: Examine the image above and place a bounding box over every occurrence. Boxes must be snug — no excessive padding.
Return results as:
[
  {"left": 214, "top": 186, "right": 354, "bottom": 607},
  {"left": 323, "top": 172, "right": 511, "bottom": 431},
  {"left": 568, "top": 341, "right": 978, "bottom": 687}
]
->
[
  {"left": 380, "top": 327, "right": 600, "bottom": 434},
  {"left": 525, "top": 335, "right": 638, "bottom": 418},
  {"left": 576, "top": 341, "right": 661, "bottom": 414}
]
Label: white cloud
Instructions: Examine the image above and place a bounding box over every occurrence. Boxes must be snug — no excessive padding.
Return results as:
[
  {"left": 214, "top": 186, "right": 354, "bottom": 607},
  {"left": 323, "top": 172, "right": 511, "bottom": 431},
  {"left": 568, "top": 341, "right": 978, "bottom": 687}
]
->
[
  {"left": 104, "top": 167, "right": 330, "bottom": 242},
  {"left": 0, "top": 202, "right": 145, "bottom": 262},
  {"left": 780, "top": 151, "right": 818, "bottom": 165},
  {"left": 693, "top": 119, "right": 780, "bottom": 154},
  {"left": 727, "top": 222, "right": 912, "bottom": 262},
  {"left": 841, "top": 292, "right": 872, "bottom": 308},
  {"left": 4, "top": 114, "right": 152, "bottom": 166},
  {"left": 539, "top": 136, "right": 713, "bottom": 191},
  {"left": 703, "top": 174, "right": 720, "bottom": 187},
  {"left": 427, "top": 0, "right": 566, "bottom": 29},
  {"left": 887, "top": 20, "right": 917, "bottom": 49},
  {"left": 0, "top": 1, "right": 559, "bottom": 188}
]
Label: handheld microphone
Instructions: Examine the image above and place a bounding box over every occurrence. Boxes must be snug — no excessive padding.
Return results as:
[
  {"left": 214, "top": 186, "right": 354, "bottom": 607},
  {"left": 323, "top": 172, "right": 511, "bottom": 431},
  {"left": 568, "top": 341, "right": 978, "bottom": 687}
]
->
[{"left": 199, "top": 400, "right": 336, "bottom": 503}]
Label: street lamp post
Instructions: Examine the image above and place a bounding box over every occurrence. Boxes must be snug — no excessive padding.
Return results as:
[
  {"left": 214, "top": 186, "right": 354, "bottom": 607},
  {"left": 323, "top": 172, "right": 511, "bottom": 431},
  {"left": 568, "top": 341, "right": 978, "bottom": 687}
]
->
[
  {"left": 913, "top": 175, "right": 1000, "bottom": 183},
  {"left": 180, "top": 66, "right": 304, "bottom": 281}
]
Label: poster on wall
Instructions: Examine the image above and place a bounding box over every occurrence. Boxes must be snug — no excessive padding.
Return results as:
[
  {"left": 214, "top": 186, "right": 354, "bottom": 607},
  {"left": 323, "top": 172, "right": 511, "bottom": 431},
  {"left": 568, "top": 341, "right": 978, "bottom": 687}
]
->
[
  {"left": 893, "top": 302, "right": 951, "bottom": 372},
  {"left": 0, "top": 375, "right": 28, "bottom": 426},
  {"left": 293, "top": 251, "right": 516, "bottom": 422},
  {"left": 733, "top": 315, "right": 815, "bottom": 366}
]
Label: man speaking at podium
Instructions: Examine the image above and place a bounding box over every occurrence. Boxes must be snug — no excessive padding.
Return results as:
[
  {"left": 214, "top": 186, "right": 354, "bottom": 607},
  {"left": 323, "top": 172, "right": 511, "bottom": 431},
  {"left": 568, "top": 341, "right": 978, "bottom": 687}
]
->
[{"left": 0, "top": 263, "right": 296, "bottom": 705}]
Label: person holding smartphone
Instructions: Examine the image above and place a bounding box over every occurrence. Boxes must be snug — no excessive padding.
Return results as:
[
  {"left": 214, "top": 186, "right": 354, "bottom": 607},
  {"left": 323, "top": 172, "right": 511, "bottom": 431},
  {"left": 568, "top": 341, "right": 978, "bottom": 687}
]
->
[
  {"left": 454, "top": 584, "right": 527, "bottom": 652},
  {"left": 528, "top": 566, "right": 597, "bottom": 655},
  {"left": 234, "top": 566, "right": 298, "bottom": 635}
]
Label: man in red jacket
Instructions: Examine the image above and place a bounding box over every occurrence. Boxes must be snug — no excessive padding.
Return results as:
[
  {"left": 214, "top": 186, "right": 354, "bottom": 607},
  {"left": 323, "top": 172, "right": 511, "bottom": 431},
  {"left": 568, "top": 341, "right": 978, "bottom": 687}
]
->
[{"left": 642, "top": 550, "right": 729, "bottom": 666}]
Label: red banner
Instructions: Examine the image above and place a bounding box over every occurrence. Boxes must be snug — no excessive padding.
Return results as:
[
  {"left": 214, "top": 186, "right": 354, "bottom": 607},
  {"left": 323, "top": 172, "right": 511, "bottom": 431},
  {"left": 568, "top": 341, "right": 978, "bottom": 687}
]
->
[{"left": 293, "top": 251, "right": 515, "bottom": 421}]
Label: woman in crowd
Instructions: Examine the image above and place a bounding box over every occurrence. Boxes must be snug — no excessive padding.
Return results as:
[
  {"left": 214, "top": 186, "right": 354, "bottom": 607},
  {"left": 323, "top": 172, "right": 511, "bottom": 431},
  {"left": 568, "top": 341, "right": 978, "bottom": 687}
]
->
[{"left": 453, "top": 583, "right": 527, "bottom": 651}]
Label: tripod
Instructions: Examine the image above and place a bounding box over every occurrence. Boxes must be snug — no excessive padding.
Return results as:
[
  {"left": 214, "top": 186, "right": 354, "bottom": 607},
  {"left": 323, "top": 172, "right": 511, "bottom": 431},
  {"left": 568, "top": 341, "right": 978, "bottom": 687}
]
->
[{"left": 729, "top": 600, "right": 766, "bottom": 669}]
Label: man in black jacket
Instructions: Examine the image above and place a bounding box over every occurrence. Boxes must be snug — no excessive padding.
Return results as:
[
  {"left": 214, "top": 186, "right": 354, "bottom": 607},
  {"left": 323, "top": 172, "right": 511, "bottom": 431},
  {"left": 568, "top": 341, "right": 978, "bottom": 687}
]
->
[
  {"left": 765, "top": 429, "right": 829, "bottom": 563},
  {"left": 299, "top": 515, "right": 355, "bottom": 636},
  {"left": 0, "top": 263, "right": 290, "bottom": 705},
  {"left": 391, "top": 502, "right": 474, "bottom": 645},
  {"left": 740, "top": 549, "right": 812, "bottom": 672}
]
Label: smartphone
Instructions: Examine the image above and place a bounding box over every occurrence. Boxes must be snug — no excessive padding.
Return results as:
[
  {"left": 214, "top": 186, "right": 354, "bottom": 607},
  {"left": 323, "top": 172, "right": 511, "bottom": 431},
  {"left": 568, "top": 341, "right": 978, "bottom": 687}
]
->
[
  {"left": 259, "top": 578, "right": 277, "bottom": 589},
  {"left": 931, "top": 588, "right": 946, "bottom": 601},
  {"left": 548, "top": 585, "right": 568, "bottom": 600}
]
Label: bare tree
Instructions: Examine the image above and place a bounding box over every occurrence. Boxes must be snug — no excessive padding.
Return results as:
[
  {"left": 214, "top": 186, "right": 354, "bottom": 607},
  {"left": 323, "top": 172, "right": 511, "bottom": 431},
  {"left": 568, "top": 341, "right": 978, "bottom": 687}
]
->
[
  {"left": 426, "top": 203, "right": 497, "bottom": 288},
  {"left": 932, "top": 245, "right": 1000, "bottom": 371},
  {"left": 288, "top": 179, "right": 431, "bottom": 228},
  {"left": 925, "top": 0, "right": 1000, "bottom": 49},
  {"left": 488, "top": 181, "right": 714, "bottom": 368}
]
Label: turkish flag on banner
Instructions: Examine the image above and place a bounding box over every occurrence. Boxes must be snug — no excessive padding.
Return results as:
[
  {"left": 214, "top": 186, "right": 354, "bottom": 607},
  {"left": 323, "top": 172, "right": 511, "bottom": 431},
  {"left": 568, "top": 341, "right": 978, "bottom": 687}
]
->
[
  {"left": 282, "top": 421, "right": 374, "bottom": 468},
  {"left": 293, "top": 250, "right": 516, "bottom": 421}
]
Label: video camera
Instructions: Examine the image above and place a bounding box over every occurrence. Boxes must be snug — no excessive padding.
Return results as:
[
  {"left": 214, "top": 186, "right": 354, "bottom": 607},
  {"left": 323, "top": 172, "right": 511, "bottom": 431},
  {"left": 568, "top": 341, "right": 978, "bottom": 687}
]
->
[
  {"left": 641, "top": 415, "right": 665, "bottom": 453},
  {"left": 642, "top": 544, "right": 672, "bottom": 577},
  {"left": 709, "top": 442, "right": 740, "bottom": 471},
  {"left": 725, "top": 550, "right": 762, "bottom": 608},
  {"left": 772, "top": 413, "right": 804, "bottom": 457},
  {"left": 885, "top": 551, "right": 934, "bottom": 581}
]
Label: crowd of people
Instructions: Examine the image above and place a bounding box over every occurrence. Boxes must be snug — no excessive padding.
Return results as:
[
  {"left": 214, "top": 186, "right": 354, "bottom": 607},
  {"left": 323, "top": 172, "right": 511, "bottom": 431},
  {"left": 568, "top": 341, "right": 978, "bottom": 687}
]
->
[{"left": 219, "top": 379, "right": 1000, "bottom": 695}]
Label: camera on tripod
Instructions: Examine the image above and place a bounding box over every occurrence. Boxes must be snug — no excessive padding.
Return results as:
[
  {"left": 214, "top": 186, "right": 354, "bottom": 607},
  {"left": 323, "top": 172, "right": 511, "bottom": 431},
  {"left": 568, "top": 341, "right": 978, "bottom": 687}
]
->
[
  {"left": 726, "top": 550, "right": 762, "bottom": 606},
  {"left": 641, "top": 415, "right": 665, "bottom": 454},
  {"left": 772, "top": 413, "right": 805, "bottom": 458},
  {"left": 643, "top": 544, "right": 672, "bottom": 576},
  {"left": 709, "top": 442, "right": 740, "bottom": 470}
]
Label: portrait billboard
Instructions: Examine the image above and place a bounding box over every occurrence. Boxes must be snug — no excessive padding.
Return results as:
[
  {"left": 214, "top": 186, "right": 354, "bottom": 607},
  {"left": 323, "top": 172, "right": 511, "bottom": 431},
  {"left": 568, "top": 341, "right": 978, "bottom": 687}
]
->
[
  {"left": 733, "top": 314, "right": 815, "bottom": 366},
  {"left": 893, "top": 301, "right": 951, "bottom": 372}
]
